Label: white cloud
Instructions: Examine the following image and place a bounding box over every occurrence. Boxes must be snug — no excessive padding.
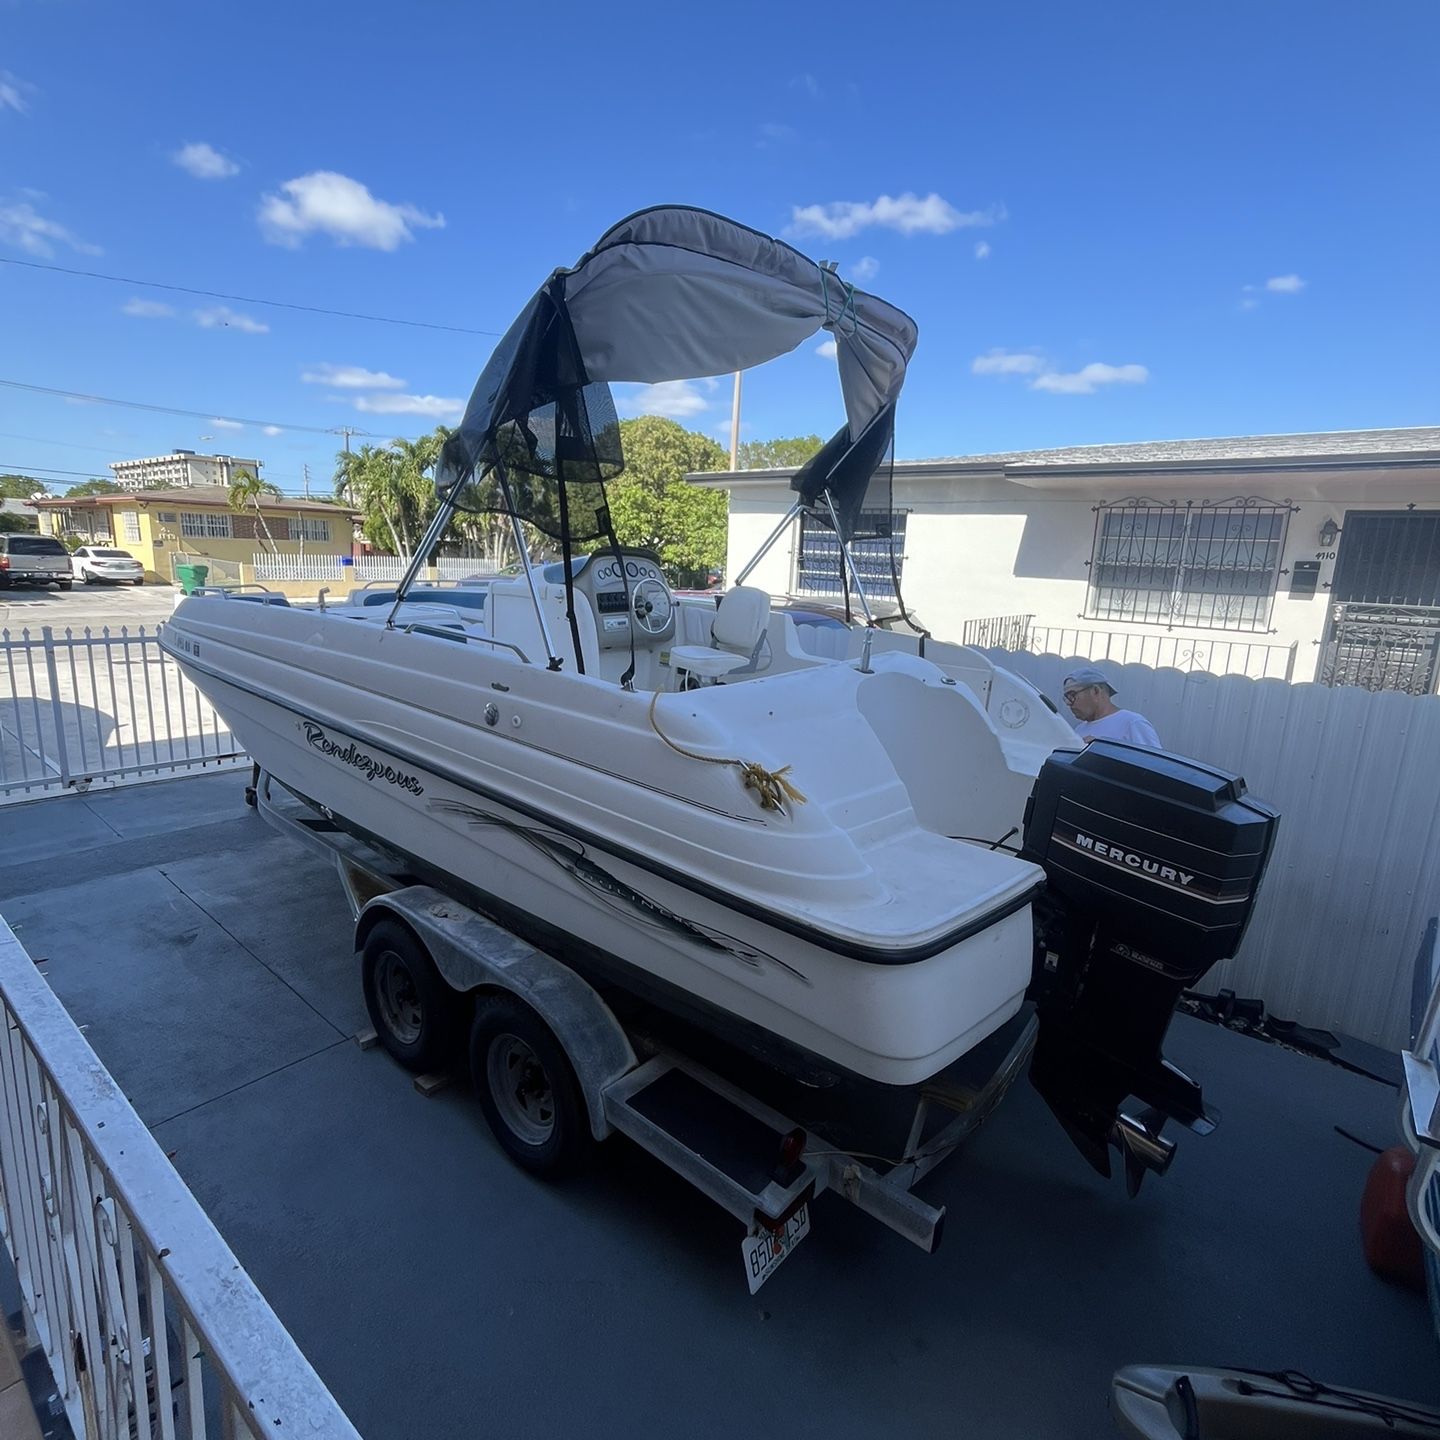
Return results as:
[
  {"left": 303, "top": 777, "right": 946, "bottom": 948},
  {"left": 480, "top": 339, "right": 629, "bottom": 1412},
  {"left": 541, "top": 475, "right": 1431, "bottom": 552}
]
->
[
  {"left": 815, "top": 338, "right": 838, "bottom": 360},
  {"left": 302, "top": 363, "right": 406, "bottom": 390},
  {"left": 789, "top": 193, "right": 1005, "bottom": 240},
  {"left": 194, "top": 305, "right": 269, "bottom": 334},
  {"left": 263, "top": 425, "right": 283, "bottom": 437},
  {"left": 259, "top": 171, "right": 444, "bottom": 251},
  {"left": 171, "top": 142, "right": 239, "bottom": 180},
  {"left": 849, "top": 255, "right": 879, "bottom": 282},
  {"left": 1239, "top": 297, "right": 1260, "bottom": 312},
  {"left": 122, "top": 298, "right": 175, "bottom": 318},
  {"left": 971, "top": 349, "right": 1046, "bottom": 377},
  {"left": 210, "top": 417, "right": 245, "bottom": 431},
  {"left": 0, "top": 72, "right": 31, "bottom": 116},
  {"left": 1030, "top": 362, "right": 1148, "bottom": 395},
  {"left": 353, "top": 393, "right": 465, "bottom": 421},
  {"left": 791, "top": 73, "right": 821, "bottom": 99},
  {"left": 1266, "top": 273, "right": 1306, "bottom": 294},
  {"left": 0, "top": 198, "right": 101, "bottom": 258},
  {"left": 973, "top": 350, "right": 1149, "bottom": 395},
  {"left": 615, "top": 380, "right": 710, "bottom": 419},
  {"left": 757, "top": 122, "right": 798, "bottom": 147},
  {"left": 974, "top": 240, "right": 991, "bottom": 260}
]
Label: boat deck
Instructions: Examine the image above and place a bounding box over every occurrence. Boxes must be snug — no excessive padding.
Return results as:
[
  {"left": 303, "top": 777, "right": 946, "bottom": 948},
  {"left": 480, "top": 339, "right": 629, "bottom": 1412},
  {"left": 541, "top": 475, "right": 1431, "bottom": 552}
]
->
[{"left": 0, "top": 772, "right": 1434, "bottom": 1439}]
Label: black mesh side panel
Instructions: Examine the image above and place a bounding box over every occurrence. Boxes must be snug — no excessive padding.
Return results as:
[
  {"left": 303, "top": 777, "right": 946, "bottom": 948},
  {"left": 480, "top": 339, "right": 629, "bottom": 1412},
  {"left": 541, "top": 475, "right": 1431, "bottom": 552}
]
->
[{"left": 440, "top": 284, "right": 623, "bottom": 542}]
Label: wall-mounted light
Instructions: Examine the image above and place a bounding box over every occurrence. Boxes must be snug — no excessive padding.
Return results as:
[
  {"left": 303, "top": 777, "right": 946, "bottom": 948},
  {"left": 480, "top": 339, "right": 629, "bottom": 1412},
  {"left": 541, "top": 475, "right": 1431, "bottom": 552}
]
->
[{"left": 1318, "top": 516, "right": 1340, "bottom": 548}]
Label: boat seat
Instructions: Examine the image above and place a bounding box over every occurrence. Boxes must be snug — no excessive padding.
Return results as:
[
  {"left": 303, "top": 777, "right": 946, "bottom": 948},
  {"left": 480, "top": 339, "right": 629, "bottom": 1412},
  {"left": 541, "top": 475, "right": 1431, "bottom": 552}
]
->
[{"left": 670, "top": 586, "right": 771, "bottom": 681}]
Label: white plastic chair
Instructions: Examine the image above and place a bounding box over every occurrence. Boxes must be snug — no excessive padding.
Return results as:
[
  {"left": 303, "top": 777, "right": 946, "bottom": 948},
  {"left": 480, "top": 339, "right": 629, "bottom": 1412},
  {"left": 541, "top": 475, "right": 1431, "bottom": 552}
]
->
[{"left": 670, "top": 586, "right": 772, "bottom": 682}]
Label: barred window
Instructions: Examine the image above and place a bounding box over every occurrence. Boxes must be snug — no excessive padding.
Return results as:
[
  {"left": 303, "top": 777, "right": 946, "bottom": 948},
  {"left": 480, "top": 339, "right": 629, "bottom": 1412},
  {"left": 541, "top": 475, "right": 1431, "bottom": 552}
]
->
[
  {"left": 120, "top": 511, "right": 141, "bottom": 543},
  {"left": 181, "top": 511, "right": 232, "bottom": 539},
  {"left": 288, "top": 517, "right": 331, "bottom": 543},
  {"left": 1085, "top": 498, "right": 1293, "bottom": 632},
  {"left": 796, "top": 509, "right": 907, "bottom": 599}
]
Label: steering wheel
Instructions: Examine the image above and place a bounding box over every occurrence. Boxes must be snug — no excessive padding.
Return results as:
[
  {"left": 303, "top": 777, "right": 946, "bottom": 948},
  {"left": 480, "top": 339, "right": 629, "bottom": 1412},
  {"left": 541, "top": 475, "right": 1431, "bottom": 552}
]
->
[{"left": 631, "top": 578, "right": 673, "bottom": 636}]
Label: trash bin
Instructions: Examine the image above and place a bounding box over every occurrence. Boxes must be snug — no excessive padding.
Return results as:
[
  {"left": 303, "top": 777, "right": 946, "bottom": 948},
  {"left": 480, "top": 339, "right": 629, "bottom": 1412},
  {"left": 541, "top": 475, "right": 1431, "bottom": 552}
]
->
[{"left": 175, "top": 563, "right": 209, "bottom": 595}]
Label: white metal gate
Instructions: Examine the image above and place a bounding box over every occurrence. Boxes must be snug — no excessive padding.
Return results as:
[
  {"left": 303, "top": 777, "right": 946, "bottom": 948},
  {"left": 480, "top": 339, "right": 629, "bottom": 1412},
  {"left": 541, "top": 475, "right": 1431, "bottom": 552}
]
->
[{"left": 0, "top": 627, "right": 244, "bottom": 802}]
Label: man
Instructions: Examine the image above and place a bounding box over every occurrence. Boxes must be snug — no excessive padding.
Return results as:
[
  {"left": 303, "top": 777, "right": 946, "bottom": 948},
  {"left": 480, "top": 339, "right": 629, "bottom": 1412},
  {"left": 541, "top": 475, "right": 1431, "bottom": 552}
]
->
[{"left": 1062, "top": 666, "right": 1161, "bottom": 747}]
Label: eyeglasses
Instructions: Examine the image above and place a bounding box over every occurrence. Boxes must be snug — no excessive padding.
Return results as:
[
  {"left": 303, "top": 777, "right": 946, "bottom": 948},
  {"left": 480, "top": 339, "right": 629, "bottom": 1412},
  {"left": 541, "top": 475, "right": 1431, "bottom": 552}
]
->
[{"left": 1062, "top": 688, "right": 1087, "bottom": 703}]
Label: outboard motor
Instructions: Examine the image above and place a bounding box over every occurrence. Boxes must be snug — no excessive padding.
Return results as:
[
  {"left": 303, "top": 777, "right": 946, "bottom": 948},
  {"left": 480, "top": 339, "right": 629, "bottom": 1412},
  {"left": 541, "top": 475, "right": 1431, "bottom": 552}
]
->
[{"left": 1021, "top": 741, "right": 1279, "bottom": 1194}]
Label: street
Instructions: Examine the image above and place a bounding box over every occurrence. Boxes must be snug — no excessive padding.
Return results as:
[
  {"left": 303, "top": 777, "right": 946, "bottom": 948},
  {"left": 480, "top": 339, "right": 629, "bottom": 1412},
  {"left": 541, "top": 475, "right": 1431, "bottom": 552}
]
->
[{"left": 0, "top": 578, "right": 180, "bottom": 635}]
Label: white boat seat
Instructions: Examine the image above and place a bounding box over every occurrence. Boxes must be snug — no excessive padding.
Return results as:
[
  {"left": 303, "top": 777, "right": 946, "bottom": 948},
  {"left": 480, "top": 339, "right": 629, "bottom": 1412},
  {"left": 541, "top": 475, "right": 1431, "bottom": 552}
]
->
[{"left": 670, "top": 586, "right": 771, "bottom": 682}]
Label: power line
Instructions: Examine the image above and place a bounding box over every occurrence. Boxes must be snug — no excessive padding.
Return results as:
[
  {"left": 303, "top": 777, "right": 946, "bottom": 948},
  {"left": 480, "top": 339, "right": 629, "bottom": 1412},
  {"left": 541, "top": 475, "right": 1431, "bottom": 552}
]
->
[
  {"left": 0, "top": 379, "right": 374, "bottom": 437},
  {"left": 0, "top": 256, "right": 503, "bottom": 337}
]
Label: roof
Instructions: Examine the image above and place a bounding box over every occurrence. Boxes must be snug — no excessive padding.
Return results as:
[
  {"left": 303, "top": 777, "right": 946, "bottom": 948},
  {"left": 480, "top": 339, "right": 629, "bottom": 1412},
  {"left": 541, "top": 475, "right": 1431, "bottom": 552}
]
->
[
  {"left": 696, "top": 424, "right": 1440, "bottom": 486},
  {"left": 29, "top": 486, "right": 351, "bottom": 515},
  {"left": 921, "top": 425, "right": 1440, "bottom": 470}
]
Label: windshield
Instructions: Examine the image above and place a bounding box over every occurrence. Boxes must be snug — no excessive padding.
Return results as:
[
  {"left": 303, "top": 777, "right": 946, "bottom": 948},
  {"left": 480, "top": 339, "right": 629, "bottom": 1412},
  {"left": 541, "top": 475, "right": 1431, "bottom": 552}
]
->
[
  {"left": 92, "top": 549, "right": 134, "bottom": 559},
  {"left": 6, "top": 536, "right": 67, "bottom": 555}
]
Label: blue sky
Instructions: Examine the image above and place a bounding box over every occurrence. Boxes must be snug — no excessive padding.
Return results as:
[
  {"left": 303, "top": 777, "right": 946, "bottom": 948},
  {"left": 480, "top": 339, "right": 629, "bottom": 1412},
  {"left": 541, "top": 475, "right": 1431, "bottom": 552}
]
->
[{"left": 2, "top": 0, "right": 1437, "bottom": 495}]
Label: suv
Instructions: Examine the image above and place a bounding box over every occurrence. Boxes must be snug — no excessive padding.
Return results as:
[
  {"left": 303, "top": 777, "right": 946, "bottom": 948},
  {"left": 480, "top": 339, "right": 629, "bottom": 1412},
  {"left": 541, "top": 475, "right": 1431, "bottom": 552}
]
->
[{"left": 0, "top": 534, "right": 73, "bottom": 589}]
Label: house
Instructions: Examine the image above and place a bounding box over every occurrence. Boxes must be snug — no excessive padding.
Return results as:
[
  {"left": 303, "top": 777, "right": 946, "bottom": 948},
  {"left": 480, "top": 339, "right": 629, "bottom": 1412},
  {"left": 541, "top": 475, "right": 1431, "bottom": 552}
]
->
[
  {"left": 28, "top": 487, "right": 355, "bottom": 582},
  {"left": 697, "top": 425, "right": 1440, "bottom": 691}
]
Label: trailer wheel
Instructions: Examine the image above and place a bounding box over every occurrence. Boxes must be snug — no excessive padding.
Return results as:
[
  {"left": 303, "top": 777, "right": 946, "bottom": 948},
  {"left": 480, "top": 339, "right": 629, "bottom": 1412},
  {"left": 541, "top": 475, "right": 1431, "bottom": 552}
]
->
[
  {"left": 361, "top": 919, "right": 460, "bottom": 1073},
  {"left": 470, "top": 995, "right": 594, "bottom": 1179}
]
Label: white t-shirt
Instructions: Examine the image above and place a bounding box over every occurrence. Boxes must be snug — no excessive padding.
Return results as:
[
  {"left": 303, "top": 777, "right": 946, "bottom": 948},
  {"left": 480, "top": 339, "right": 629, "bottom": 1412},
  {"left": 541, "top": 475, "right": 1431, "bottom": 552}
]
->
[{"left": 1074, "top": 708, "right": 1161, "bottom": 748}]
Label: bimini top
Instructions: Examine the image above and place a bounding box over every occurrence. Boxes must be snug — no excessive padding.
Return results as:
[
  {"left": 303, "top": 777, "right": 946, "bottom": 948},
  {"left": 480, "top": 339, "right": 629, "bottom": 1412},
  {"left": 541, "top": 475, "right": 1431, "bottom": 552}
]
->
[{"left": 435, "top": 206, "right": 918, "bottom": 544}]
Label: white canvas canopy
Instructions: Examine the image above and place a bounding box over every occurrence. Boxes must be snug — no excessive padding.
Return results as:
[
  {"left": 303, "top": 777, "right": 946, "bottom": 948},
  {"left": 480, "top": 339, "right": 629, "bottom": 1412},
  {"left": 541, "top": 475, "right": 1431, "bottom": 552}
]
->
[{"left": 436, "top": 205, "right": 918, "bottom": 508}]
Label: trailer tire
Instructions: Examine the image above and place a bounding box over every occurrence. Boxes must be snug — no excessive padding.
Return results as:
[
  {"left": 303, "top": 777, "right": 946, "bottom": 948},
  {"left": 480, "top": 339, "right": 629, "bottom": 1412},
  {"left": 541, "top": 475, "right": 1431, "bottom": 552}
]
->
[
  {"left": 470, "top": 995, "right": 594, "bottom": 1179},
  {"left": 361, "top": 919, "right": 460, "bottom": 1073}
]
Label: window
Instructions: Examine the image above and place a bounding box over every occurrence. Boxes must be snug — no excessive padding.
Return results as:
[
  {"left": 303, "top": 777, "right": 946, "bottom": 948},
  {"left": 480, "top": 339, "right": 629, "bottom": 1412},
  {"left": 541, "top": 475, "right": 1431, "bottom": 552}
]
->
[
  {"left": 795, "top": 509, "right": 907, "bottom": 600},
  {"left": 121, "top": 511, "right": 141, "bottom": 543},
  {"left": 181, "top": 511, "right": 232, "bottom": 539},
  {"left": 1085, "top": 497, "right": 1293, "bottom": 632},
  {"left": 288, "top": 517, "right": 331, "bottom": 543}
]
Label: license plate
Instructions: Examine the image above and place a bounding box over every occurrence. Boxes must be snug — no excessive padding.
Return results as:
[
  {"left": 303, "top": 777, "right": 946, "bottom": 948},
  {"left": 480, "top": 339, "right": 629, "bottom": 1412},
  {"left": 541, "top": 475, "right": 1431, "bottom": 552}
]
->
[{"left": 742, "top": 1204, "right": 810, "bottom": 1294}]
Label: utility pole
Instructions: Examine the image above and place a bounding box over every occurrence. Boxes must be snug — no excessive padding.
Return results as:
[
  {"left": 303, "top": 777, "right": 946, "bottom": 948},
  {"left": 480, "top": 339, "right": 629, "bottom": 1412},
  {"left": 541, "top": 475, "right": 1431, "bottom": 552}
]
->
[
  {"left": 729, "top": 372, "right": 742, "bottom": 470},
  {"left": 303, "top": 463, "right": 311, "bottom": 499}
]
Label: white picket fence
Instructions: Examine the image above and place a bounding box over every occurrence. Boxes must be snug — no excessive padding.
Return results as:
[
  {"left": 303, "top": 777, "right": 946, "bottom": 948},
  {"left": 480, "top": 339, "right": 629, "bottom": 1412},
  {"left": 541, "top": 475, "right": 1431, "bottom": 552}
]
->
[
  {"left": 985, "top": 646, "right": 1440, "bottom": 1050},
  {"left": 250, "top": 555, "right": 501, "bottom": 583}
]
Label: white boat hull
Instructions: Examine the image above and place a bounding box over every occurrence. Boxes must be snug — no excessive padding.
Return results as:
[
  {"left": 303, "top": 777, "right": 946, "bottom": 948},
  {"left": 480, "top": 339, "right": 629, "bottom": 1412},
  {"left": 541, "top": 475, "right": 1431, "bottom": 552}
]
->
[{"left": 165, "top": 602, "right": 1040, "bottom": 1087}]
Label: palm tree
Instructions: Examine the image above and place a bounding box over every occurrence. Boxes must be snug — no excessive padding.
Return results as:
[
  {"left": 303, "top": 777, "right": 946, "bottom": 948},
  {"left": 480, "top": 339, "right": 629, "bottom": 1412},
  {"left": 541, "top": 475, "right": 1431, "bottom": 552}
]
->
[{"left": 228, "top": 468, "right": 283, "bottom": 554}]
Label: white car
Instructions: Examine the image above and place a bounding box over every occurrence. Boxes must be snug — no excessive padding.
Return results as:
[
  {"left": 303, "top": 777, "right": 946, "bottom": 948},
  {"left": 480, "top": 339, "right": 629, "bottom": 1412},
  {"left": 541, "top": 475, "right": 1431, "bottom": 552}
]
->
[{"left": 72, "top": 546, "right": 146, "bottom": 585}]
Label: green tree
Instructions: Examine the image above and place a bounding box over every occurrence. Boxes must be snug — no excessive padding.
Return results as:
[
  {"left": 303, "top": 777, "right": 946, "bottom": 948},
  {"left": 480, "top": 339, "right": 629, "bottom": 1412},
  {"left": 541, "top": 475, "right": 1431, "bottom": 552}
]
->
[
  {"left": 607, "top": 417, "right": 728, "bottom": 585},
  {"left": 228, "top": 467, "right": 284, "bottom": 554},
  {"left": 0, "top": 474, "right": 50, "bottom": 500},
  {"left": 736, "top": 435, "right": 824, "bottom": 470},
  {"left": 62, "top": 478, "right": 124, "bottom": 497},
  {"left": 334, "top": 427, "right": 451, "bottom": 558}
]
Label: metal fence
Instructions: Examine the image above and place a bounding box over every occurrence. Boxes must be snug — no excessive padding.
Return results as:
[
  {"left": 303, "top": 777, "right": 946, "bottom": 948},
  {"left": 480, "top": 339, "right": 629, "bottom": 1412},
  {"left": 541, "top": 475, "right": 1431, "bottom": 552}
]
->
[
  {"left": 960, "top": 614, "right": 1034, "bottom": 651},
  {"left": 961, "top": 615, "right": 1298, "bottom": 680},
  {"left": 1, "top": 627, "right": 243, "bottom": 802},
  {"left": 983, "top": 645, "right": 1440, "bottom": 1050},
  {"left": 168, "top": 553, "right": 244, "bottom": 587},
  {"left": 0, "top": 916, "right": 362, "bottom": 1439},
  {"left": 249, "top": 556, "right": 500, "bottom": 584}
]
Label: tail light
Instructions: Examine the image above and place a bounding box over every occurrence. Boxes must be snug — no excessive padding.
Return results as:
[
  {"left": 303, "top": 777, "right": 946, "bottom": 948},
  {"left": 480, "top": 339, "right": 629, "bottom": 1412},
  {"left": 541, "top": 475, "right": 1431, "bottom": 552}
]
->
[{"left": 0, "top": 556, "right": 9, "bottom": 570}]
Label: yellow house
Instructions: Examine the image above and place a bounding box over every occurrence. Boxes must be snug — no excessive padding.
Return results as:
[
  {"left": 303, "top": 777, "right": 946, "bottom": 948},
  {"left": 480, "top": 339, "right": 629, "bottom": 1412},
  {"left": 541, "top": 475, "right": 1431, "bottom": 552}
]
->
[{"left": 31, "top": 487, "right": 356, "bottom": 582}]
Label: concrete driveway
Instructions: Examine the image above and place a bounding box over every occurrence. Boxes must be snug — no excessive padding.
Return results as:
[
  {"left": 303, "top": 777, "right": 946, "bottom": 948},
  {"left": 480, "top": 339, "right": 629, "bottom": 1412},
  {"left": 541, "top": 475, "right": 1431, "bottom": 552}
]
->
[{"left": 0, "top": 772, "right": 1434, "bottom": 1439}]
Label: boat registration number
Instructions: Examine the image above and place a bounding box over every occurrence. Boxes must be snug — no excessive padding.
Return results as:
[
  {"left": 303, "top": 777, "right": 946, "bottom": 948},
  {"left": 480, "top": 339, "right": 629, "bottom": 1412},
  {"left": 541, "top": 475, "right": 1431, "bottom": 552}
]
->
[{"left": 742, "top": 1205, "right": 810, "bottom": 1294}]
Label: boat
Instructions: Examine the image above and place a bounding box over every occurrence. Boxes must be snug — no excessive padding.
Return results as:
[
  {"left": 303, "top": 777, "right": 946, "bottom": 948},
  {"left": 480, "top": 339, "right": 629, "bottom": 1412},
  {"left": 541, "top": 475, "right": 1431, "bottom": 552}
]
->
[{"left": 161, "top": 206, "right": 1278, "bottom": 1186}]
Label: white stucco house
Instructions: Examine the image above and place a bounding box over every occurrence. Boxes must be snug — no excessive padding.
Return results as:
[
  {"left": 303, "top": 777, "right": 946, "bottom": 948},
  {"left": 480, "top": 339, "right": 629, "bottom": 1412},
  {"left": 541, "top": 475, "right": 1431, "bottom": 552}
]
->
[{"left": 695, "top": 425, "right": 1440, "bottom": 692}]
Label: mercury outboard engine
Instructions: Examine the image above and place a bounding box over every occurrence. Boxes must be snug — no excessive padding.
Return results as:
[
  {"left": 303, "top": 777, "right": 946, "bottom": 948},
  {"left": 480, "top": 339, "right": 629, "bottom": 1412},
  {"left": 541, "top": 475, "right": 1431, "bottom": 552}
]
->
[{"left": 1021, "top": 740, "right": 1279, "bottom": 1194}]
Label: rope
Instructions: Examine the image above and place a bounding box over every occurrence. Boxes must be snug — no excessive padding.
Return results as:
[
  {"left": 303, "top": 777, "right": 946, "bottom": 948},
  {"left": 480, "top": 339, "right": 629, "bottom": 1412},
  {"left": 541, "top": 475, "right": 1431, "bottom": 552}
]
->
[{"left": 647, "top": 691, "right": 807, "bottom": 815}]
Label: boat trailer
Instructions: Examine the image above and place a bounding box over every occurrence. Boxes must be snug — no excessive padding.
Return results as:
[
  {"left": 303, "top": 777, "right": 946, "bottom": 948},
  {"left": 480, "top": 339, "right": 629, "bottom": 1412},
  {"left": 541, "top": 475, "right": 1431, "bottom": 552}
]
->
[{"left": 252, "top": 770, "right": 1037, "bottom": 1293}]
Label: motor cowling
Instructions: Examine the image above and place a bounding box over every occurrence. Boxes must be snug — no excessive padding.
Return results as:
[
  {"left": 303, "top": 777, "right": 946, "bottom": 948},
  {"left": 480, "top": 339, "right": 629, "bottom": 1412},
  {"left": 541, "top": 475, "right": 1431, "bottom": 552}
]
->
[{"left": 1021, "top": 740, "right": 1279, "bottom": 1192}]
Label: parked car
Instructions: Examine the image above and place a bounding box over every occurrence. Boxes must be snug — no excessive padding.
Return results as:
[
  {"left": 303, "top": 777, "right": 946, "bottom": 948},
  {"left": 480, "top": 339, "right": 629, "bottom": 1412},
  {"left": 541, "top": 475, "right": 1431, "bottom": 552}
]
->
[
  {"left": 0, "top": 534, "right": 73, "bottom": 589},
  {"left": 71, "top": 546, "right": 146, "bottom": 586}
]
